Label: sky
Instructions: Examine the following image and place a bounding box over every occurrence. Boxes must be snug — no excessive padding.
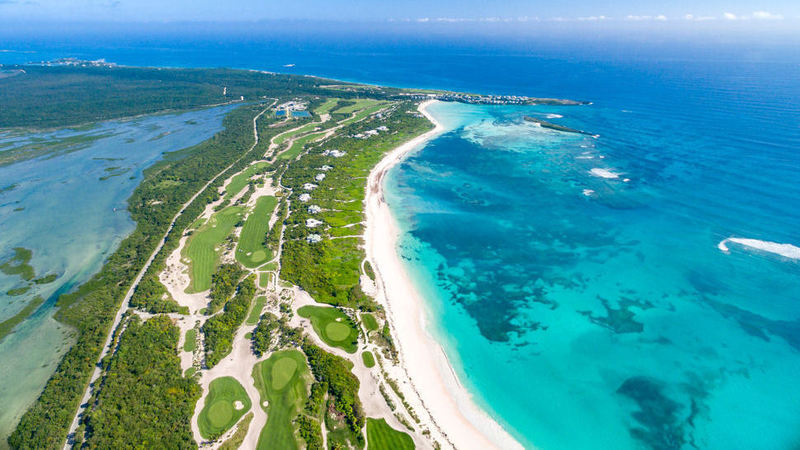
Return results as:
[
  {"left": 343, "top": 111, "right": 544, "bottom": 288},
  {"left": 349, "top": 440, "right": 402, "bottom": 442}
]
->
[{"left": 0, "top": 0, "right": 798, "bottom": 25}]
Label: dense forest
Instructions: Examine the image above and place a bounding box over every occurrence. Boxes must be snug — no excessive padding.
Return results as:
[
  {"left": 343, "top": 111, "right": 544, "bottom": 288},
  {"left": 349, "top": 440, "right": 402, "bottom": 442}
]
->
[
  {"left": 0, "top": 65, "right": 378, "bottom": 128},
  {"left": 82, "top": 315, "right": 198, "bottom": 449}
]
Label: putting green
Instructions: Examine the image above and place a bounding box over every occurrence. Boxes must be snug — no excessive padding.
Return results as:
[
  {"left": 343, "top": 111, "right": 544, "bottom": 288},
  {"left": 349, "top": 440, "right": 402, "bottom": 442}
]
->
[
  {"left": 297, "top": 305, "right": 359, "bottom": 353},
  {"left": 209, "top": 402, "right": 233, "bottom": 428},
  {"left": 253, "top": 350, "right": 311, "bottom": 450},
  {"left": 198, "top": 376, "right": 252, "bottom": 439},
  {"left": 325, "top": 322, "right": 352, "bottom": 341},
  {"left": 271, "top": 357, "right": 298, "bottom": 390}
]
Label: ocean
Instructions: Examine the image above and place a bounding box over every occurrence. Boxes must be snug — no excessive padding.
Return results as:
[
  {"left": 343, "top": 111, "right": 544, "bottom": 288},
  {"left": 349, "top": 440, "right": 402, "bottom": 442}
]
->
[{"left": 2, "top": 30, "right": 799, "bottom": 448}]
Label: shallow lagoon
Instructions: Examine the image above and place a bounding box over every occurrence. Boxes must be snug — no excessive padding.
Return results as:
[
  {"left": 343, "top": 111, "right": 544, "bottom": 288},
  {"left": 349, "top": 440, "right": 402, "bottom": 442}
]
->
[
  {"left": 386, "top": 100, "right": 800, "bottom": 449},
  {"left": 0, "top": 105, "right": 234, "bottom": 441}
]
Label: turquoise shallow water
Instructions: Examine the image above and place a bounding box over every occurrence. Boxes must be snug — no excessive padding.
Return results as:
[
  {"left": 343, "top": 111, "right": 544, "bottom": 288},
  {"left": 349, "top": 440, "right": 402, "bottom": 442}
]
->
[
  {"left": 385, "top": 100, "right": 800, "bottom": 449},
  {"left": 0, "top": 105, "right": 233, "bottom": 440}
]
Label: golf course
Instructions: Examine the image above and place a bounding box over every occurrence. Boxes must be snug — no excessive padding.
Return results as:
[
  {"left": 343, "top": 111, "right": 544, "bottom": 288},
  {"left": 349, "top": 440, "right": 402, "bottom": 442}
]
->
[
  {"left": 197, "top": 377, "right": 252, "bottom": 439},
  {"left": 298, "top": 305, "right": 359, "bottom": 353}
]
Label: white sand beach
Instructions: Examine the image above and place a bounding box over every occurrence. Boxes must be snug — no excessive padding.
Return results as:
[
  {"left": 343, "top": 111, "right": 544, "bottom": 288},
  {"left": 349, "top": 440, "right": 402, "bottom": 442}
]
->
[{"left": 364, "top": 100, "right": 524, "bottom": 450}]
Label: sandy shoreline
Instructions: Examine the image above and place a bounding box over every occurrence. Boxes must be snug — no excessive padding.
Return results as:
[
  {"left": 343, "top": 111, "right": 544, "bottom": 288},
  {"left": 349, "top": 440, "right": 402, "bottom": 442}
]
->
[{"left": 364, "top": 100, "right": 524, "bottom": 450}]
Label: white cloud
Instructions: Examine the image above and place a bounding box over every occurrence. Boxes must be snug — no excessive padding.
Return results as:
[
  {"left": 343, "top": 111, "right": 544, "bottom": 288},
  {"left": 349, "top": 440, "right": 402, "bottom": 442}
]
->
[
  {"left": 577, "top": 15, "right": 607, "bottom": 21},
  {"left": 752, "top": 10, "right": 783, "bottom": 20},
  {"left": 723, "top": 12, "right": 737, "bottom": 20},
  {"left": 655, "top": 15, "right": 667, "bottom": 21}
]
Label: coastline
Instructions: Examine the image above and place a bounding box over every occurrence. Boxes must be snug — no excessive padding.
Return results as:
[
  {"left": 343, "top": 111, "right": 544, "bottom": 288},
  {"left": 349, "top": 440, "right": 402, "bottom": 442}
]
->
[{"left": 364, "top": 100, "right": 524, "bottom": 450}]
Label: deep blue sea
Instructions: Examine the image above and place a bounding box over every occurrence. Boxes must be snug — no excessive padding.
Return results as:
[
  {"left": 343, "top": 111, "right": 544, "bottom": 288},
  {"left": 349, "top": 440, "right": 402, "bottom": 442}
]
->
[{"left": 2, "top": 30, "right": 799, "bottom": 448}]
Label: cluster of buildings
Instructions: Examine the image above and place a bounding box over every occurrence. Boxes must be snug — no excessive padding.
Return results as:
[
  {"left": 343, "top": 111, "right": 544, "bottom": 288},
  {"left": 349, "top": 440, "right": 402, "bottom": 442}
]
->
[
  {"left": 276, "top": 100, "right": 310, "bottom": 118},
  {"left": 353, "top": 125, "right": 389, "bottom": 139},
  {"left": 396, "top": 92, "right": 582, "bottom": 106},
  {"left": 33, "top": 58, "right": 117, "bottom": 68}
]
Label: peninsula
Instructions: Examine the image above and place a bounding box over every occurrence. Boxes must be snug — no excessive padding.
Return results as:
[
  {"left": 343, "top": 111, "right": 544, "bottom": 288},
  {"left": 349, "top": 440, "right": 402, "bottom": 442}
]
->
[{"left": 1, "top": 63, "right": 581, "bottom": 449}]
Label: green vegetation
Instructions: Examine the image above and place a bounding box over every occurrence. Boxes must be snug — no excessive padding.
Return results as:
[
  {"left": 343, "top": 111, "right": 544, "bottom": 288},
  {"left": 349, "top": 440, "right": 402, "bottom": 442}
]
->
[
  {"left": 366, "top": 418, "right": 414, "bottom": 450},
  {"left": 362, "top": 313, "right": 379, "bottom": 332},
  {"left": 203, "top": 275, "right": 257, "bottom": 367},
  {"left": 224, "top": 161, "right": 272, "bottom": 201},
  {"left": 297, "top": 305, "right": 359, "bottom": 353},
  {"left": 183, "top": 328, "right": 197, "bottom": 353},
  {"left": 363, "top": 260, "right": 376, "bottom": 281},
  {"left": 362, "top": 351, "right": 376, "bottom": 368},
  {"left": 280, "top": 103, "right": 431, "bottom": 309},
  {"left": 302, "top": 341, "right": 365, "bottom": 447},
  {"left": 208, "top": 263, "right": 247, "bottom": 314},
  {"left": 10, "top": 101, "right": 285, "bottom": 449},
  {"left": 198, "top": 376, "right": 252, "bottom": 440},
  {"left": 0, "top": 65, "right": 371, "bottom": 129},
  {"left": 32, "top": 273, "right": 58, "bottom": 284},
  {"left": 82, "top": 316, "right": 199, "bottom": 448},
  {"left": 252, "top": 350, "right": 312, "bottom": 450},
  {"left": 332, "top": 99, "right": 387, "bottom": 115},
  {"left": 236, "top": 196, "right": 278, "bottom": 267},
  {"left": 183, "top": 206, "right": 244, "bottom": 293},
  {"left": 314, "top": 97, "right": 341, "bottom": 115},
  {"left": 251, "top": 312, "right": 304, "bottom": 357},
  {"left": 259, "top": 272, "right": 271, "bottom": 288},
  {"left": 218, "top": 412, "right": 253, "bottom": 450},
  {"left": 7, "top": 286, "right": 30, "bottom": 296},
  {"left": 130, "top": 277, "right": 185, "bottom": 314},
  {"left": 278, "top": 131, "right": 326, "bottom": 161},
  {"left": 0, "top": 296, "right": 44, "bottom": 340},
  {"left": 247, "top": 296, "right": 267, "bottom": 326},
  {"left": 0, "top": 247, "right": 35, "bottom": 281}
]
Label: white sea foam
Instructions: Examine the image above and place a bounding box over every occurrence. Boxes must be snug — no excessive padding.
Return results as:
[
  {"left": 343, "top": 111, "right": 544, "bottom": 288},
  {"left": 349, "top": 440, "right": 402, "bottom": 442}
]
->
[
  {"left": 718, "top": 238, "right": 800, "bottom": 260},
  {"left": 582, "top": 189, "right": 595, "bottom": 196},
  {"left": 546, "top": 113, "right": 564, "bottom": 119},
  {"left": 589, "top": 168, "right": 620, "bottom": 179},
  {"left": 576, "top": 155, "right": 594, "bottom": 160}
]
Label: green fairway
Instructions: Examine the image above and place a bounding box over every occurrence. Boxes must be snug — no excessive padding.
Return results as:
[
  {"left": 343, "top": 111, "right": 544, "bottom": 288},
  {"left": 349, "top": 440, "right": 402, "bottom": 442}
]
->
[
  {"left": 278, "top": 131, "right": 326, "bottom": 160},
  {"left": 252, "top": 350, "right": 311, "bottom": 450},
  {"left": 182, "top": 206, "right": 243, "bottom": 293},
  {"left": 361, "top": 351, "right": 375, "bottom": 368},
  {"left": 297, "top": 306, "right": 359, "bottom": 353},
  {"left": 258, "top": 272, "right": 271, "bottom": 288},
  {"left": 332, "top": 99, "right": 385, "bottom": 115},
  {"left": 361, "top": 313, "right": 379, "bottom": 332},
  {"left": 183, "top": 329, "right": 197, "bottom": 352},
  {"left": 247, "top": 296, "right": 267, "bottom": 326},
  {"left": 224, "top": 161, "right": 271, "bottom": 201},
  {"left": 198, "top": 377, "right": 252, "bottom": 440},
  {"left": 236, "top": 196, "right": 278, "bottom": 268},
  {"left": 366, "top": 418, "right": 414, "bottom": 450},
  {"left": 314, "top": 98, "right": 340, "bottom": 115}
]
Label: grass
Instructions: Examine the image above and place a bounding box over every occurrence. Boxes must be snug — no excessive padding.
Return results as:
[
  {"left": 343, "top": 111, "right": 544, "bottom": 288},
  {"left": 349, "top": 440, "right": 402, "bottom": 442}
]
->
[
  {"left": 183, "top": 329, "right": 197, "bottom": 352},
  {"left": 361, "top": 313, "right": 379, "bottom": 332},
  {"left": 361, "top": 351, "right": 375, "bottom": 368},
  {"left": 224, "top": 161, "right": 271, "bottom": 201},
  {"left": 314, "top": 98, "right": 341, "bottom": 115},
  {"left": 247, "top": 296, "right": 267, "bottom": 326},
  {"left": 297, "top": 305, "right": 359, "bottom": 353},
  {"left": 219, "top": 412, "right": 254, "bottom": 450},
  {"left": 236, "top": 195, "right": 278, "bottom": 268},
  {"left": 278, "top": 131, "right": 326, "bottom": 161},
  {"left": 332, "top": 99, "right": 385, "bottom": 115},
  {"left": 258, "top": 272, "right": 271, "bottom": 288},
  {"left": 252, "top": 350, "right": 311, "bottom": 450},
  {"left": 366, "top": 418, "right": 414, "bottom": 450},
  {"left": 198, "top": 376, "right": 252, "bottom": 440},
  {"left": 182, "top": 206, "right": 244, "bottom": 292}
]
